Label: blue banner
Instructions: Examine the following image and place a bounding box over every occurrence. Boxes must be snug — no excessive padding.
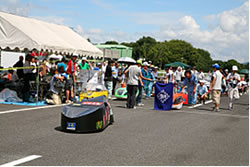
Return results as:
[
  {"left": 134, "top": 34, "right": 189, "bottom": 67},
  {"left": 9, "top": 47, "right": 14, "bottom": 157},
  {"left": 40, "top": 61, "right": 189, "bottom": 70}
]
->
[{"left": 154, "top": 82, "right": 173, "bottom": 111}]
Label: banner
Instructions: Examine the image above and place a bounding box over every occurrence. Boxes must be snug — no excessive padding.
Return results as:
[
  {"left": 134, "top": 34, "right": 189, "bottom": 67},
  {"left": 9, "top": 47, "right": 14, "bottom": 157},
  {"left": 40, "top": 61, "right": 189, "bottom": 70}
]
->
[{"left": 154, "top": 82, "right": 173, "bottom": 111}]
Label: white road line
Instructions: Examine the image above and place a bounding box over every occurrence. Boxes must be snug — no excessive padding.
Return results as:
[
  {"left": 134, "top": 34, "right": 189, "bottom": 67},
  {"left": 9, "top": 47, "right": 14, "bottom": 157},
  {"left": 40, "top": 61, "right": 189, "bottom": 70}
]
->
[
  {"left": 205, "top": 100, "right": 213, "bottom": 104},
  {"left": 188, "top": 100, "right": 213, "bottom": 109},
  {"left": 0, "top": 104, "right": 68, "bottom": 115},
  {"left": 189, "top": 104, "right": 203, "bottom": 109},
  {"left": 0, "top": 155, "right": 41, "bottom": 166},
  {"left": 172, "top": 110, "right": 249, "bottom": 119}
]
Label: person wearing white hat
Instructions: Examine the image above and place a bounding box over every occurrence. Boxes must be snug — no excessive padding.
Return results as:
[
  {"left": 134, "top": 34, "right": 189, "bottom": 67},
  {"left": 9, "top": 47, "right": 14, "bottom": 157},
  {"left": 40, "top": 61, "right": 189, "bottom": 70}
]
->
[
  {"left": 197, "top": 80, "right": 208, "bottom": 104},
  {"left": 141, "top": 62, "right": 153, "bottom": 99},
  {"left": 226, "top": 65, "right": 240, "bottom": 110},
  {"left": 78, "top": 57, "right": 90, "bottom": 70}
]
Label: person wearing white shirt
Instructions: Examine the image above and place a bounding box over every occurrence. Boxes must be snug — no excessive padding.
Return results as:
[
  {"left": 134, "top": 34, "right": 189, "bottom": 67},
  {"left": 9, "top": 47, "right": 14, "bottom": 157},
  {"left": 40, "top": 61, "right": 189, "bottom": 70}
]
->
[
  {"left": 198, "top": 69, "right": 205, "bottom": 81},
  {"left": 164, "top": 68, "right": 173, "bottom": 83},
  {"left": 191, "top": 67, "right": 199, "bottom": 79},
  {"left": 176, "top": 66, "right": 182, "bottom": 83},
  {"left": 226, "top": 65, "right": 240, "bottom": 110},
  {"left": 210, "top": 64, "right": 223, "bottom": 112},
  {"left": 181, "top": 68, "right": 185, "bottom": 81}
]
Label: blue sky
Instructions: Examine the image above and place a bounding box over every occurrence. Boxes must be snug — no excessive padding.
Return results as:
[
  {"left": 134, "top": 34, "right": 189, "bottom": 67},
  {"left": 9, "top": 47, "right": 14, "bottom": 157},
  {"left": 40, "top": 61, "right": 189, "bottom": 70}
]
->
[
  {"left": 27, "top": 0, "right": 246, "bottom": 31},
  {"left": 0, "top": 0, "right": 249, "bottom": 62}
]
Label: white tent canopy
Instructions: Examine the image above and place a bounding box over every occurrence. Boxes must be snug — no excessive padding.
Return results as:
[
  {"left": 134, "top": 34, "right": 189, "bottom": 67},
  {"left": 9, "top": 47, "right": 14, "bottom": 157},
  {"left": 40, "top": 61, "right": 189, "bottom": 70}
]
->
[{"left": 0, "top": 12, "right": 103, "bottom": 58}]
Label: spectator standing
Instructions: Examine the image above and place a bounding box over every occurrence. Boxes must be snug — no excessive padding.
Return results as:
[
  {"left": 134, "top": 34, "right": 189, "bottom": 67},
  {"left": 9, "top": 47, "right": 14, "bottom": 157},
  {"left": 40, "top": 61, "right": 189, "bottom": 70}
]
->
[
  {"left": 164, "top": 68, "right": 173, "bottom": 83},
  {"left": 136, "top": 60, "right": 144, "bottom": 106},
  {"left": 112, "top": 62, "right": 119, "bottom": 95},
  {"left": 104, "top": 60, "right": 114, "bottom": 99},
  {"left": 181, "top": 70, "right": 197, "bottom": 105},
  {"left": 13, "top": 56, "right": 24, "bottom": 79},
  {"left": 181, "top": 67, "right": 185, "bottom": 81},
  {"left": 191, "top": 67, "right": 199, "bottom": 79},
  {"left": 65, "top": 54, "right": 77, "bottom": 104},
  {"left": 57, "top": 57, "right": 67, "bottom": 73},
  {"left": 210, "top": 64, "right": 223, "bottom": 112},
  {"left": 198, "top": 69, "right": 205, "bottom": 81},
  {"left": 23, "top": 55, "right": 36, "bottom": 102},
  {"left": 176, "top": 66, "right": 182, "bottom": 84},
  {"left": 78, "top": 57, "right": 90, "bottom": 70},
  {"left": 124, "top": 62, "right": 152, "bottom": 109},
  {"left": 226, "top": 65, "right": 240, "bottom": 110}
]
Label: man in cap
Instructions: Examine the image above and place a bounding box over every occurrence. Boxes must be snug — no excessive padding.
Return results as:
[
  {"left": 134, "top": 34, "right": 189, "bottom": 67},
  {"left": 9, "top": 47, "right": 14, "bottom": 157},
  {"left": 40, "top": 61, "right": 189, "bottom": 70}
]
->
[
  {"left": 197, "top": 80, "right": 208, "bottom": 104},
  {"left": 78, "top": 57, "right": 90, "bottom": 70},
  {"left": 210, "top": 64, "right": 223, "bottom": 112},
  {"left": 141, "top": 62, "right": 154, "bottom": 99},
  {"left": 226, "top": 65, "right": 240, "bottom": 110},
  {"left": 65, "top": 54, "right": 78, "bottom": 103},
  {"left": 124, "top": 61, "right": 152, "bottom": 109},
  {"left": 152, "top": 66, "right": 159, "bottom": 80}
]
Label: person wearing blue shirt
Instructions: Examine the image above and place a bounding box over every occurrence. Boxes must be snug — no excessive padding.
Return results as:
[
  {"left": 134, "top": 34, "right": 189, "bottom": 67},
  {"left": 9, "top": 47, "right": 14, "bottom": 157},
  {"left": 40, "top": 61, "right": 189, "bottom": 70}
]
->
[
  {"left": 141, "top": 62, "right": 154, "bottom": 99},
  {"left": 147, "top": 67, "right": 155, "bottom": 98},
  {"left": 197, "top": 80, "right": 208, "bottom": 104},
  {"left": 181, "top": 70, "right": 197, "bottom": 105},
  {"left": 57, "top": 57, "right": 67, "bottom": 72}
]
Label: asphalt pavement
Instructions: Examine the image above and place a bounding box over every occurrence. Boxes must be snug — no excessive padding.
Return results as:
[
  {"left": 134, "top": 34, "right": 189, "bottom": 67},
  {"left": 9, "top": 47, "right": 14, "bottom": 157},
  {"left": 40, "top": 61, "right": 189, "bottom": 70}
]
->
[{"left": 0, "top": 94, "right": 248, "bottom": 166}]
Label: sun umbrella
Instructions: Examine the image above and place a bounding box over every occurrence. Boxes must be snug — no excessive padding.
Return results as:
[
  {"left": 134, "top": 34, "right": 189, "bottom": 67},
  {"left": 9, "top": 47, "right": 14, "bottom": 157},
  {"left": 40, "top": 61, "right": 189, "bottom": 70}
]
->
[
  {"left": 164, "top": 62, "right": 191, "bottom": 68},
  {"left": 49, "top": 54, "right": 63, "bottom": 61},
  {"left": 117, "top": 57, "right": 136, "bottom": 64},
  {"left": 240, "top": 69, "right": 249, "bottom": 74}
]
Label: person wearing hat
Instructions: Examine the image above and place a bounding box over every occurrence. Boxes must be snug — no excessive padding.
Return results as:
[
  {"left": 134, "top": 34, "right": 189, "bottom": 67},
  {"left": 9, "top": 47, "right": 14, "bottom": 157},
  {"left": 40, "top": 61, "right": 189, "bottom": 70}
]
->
[
  {"left": 210, "top": 64, "right": 223, "bottom": 112},
  {"left": 197, "top": 80, "right": 208, "bottom": 104},
  {"left": 141, "top": 62, "right": 154, "bottom": 99},
  {"left": 78, "top": 57, "right": 90, "bottom": 70},
  {"left": 124, "top": 61, "right": 152, "bottom": 109},
  {"left": 152, "top": 66, "right": 159, "bottom": 80},
  {"left": 65, "top": 54, "right": 78, "bottom": 104},
  {"left": 226, "top": 65, "right": 240, "bottom": 110}
]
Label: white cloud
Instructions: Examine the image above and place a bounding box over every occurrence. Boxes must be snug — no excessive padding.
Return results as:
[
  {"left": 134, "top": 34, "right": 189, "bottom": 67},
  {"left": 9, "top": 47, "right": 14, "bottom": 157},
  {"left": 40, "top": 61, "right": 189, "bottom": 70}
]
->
[
  {"left": 0, "top": 0, "right": 38, "bottom": 16},
  {"left": 80, "top": 1, "right": 248, "bottom": 62}
]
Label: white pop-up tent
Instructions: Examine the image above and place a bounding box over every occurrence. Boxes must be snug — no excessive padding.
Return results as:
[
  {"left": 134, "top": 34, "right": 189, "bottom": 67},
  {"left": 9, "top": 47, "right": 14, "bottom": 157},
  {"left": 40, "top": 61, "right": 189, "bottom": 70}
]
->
[{"left": 0, "top": 11, "right": 103, "bottom": 58}]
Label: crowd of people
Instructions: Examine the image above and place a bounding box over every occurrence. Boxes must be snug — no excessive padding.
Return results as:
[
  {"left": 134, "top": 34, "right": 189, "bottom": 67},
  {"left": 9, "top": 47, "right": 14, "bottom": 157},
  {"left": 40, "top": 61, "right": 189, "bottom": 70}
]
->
[
  {"left": 124, "top": 61, "right": 249, "bottom": 111},
  {"left": 0, "top": 53, "right": 249, "bottom": 112}
]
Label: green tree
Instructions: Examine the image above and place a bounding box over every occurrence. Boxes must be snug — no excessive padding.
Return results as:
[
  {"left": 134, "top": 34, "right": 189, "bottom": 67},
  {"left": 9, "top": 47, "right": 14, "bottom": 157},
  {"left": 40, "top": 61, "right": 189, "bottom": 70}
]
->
[{"left": 104, "top": 41, "right": 119, "bottom": 45}]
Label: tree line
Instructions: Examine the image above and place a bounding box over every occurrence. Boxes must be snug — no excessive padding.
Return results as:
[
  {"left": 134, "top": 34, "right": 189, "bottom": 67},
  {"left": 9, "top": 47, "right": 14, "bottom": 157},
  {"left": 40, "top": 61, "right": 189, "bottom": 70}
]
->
[{"left": 103, "top": 36, "right": 249, "bottom": 72}]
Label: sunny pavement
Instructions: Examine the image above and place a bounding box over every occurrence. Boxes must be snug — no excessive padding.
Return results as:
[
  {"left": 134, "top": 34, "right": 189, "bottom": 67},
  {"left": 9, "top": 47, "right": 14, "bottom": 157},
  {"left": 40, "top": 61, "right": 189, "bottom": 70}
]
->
[{"left": 0, "top": 94, "right": 248, "bottom": 166}]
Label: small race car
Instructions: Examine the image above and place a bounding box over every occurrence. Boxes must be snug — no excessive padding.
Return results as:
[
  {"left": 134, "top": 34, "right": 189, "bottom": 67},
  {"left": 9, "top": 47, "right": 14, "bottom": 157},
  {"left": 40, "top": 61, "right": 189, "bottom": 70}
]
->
[
  {"left": 115, "top": 87, "right": 139, "bottom": 99},
  {"left": 172, "top": 93, "right": 185, "bottom": 109},
  {"left": 61, "top": 96, "right": 114, "bottom": 133},
  {"left": 79, "top": 83, "right": 108, "bottom": 101}
]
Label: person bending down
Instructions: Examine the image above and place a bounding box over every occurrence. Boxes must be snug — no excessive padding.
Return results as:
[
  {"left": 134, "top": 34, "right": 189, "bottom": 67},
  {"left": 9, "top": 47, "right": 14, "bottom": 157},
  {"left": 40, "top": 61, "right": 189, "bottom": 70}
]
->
[{"left": 197, "top": 80, "right": 208, "bottom": 104}]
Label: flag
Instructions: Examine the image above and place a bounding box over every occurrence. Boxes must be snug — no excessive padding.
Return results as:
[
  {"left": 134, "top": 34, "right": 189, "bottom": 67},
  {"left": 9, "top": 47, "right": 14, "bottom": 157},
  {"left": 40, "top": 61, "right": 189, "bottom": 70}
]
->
[{"left": 154, "top": 82, "right": 173, "bottom": 111}]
